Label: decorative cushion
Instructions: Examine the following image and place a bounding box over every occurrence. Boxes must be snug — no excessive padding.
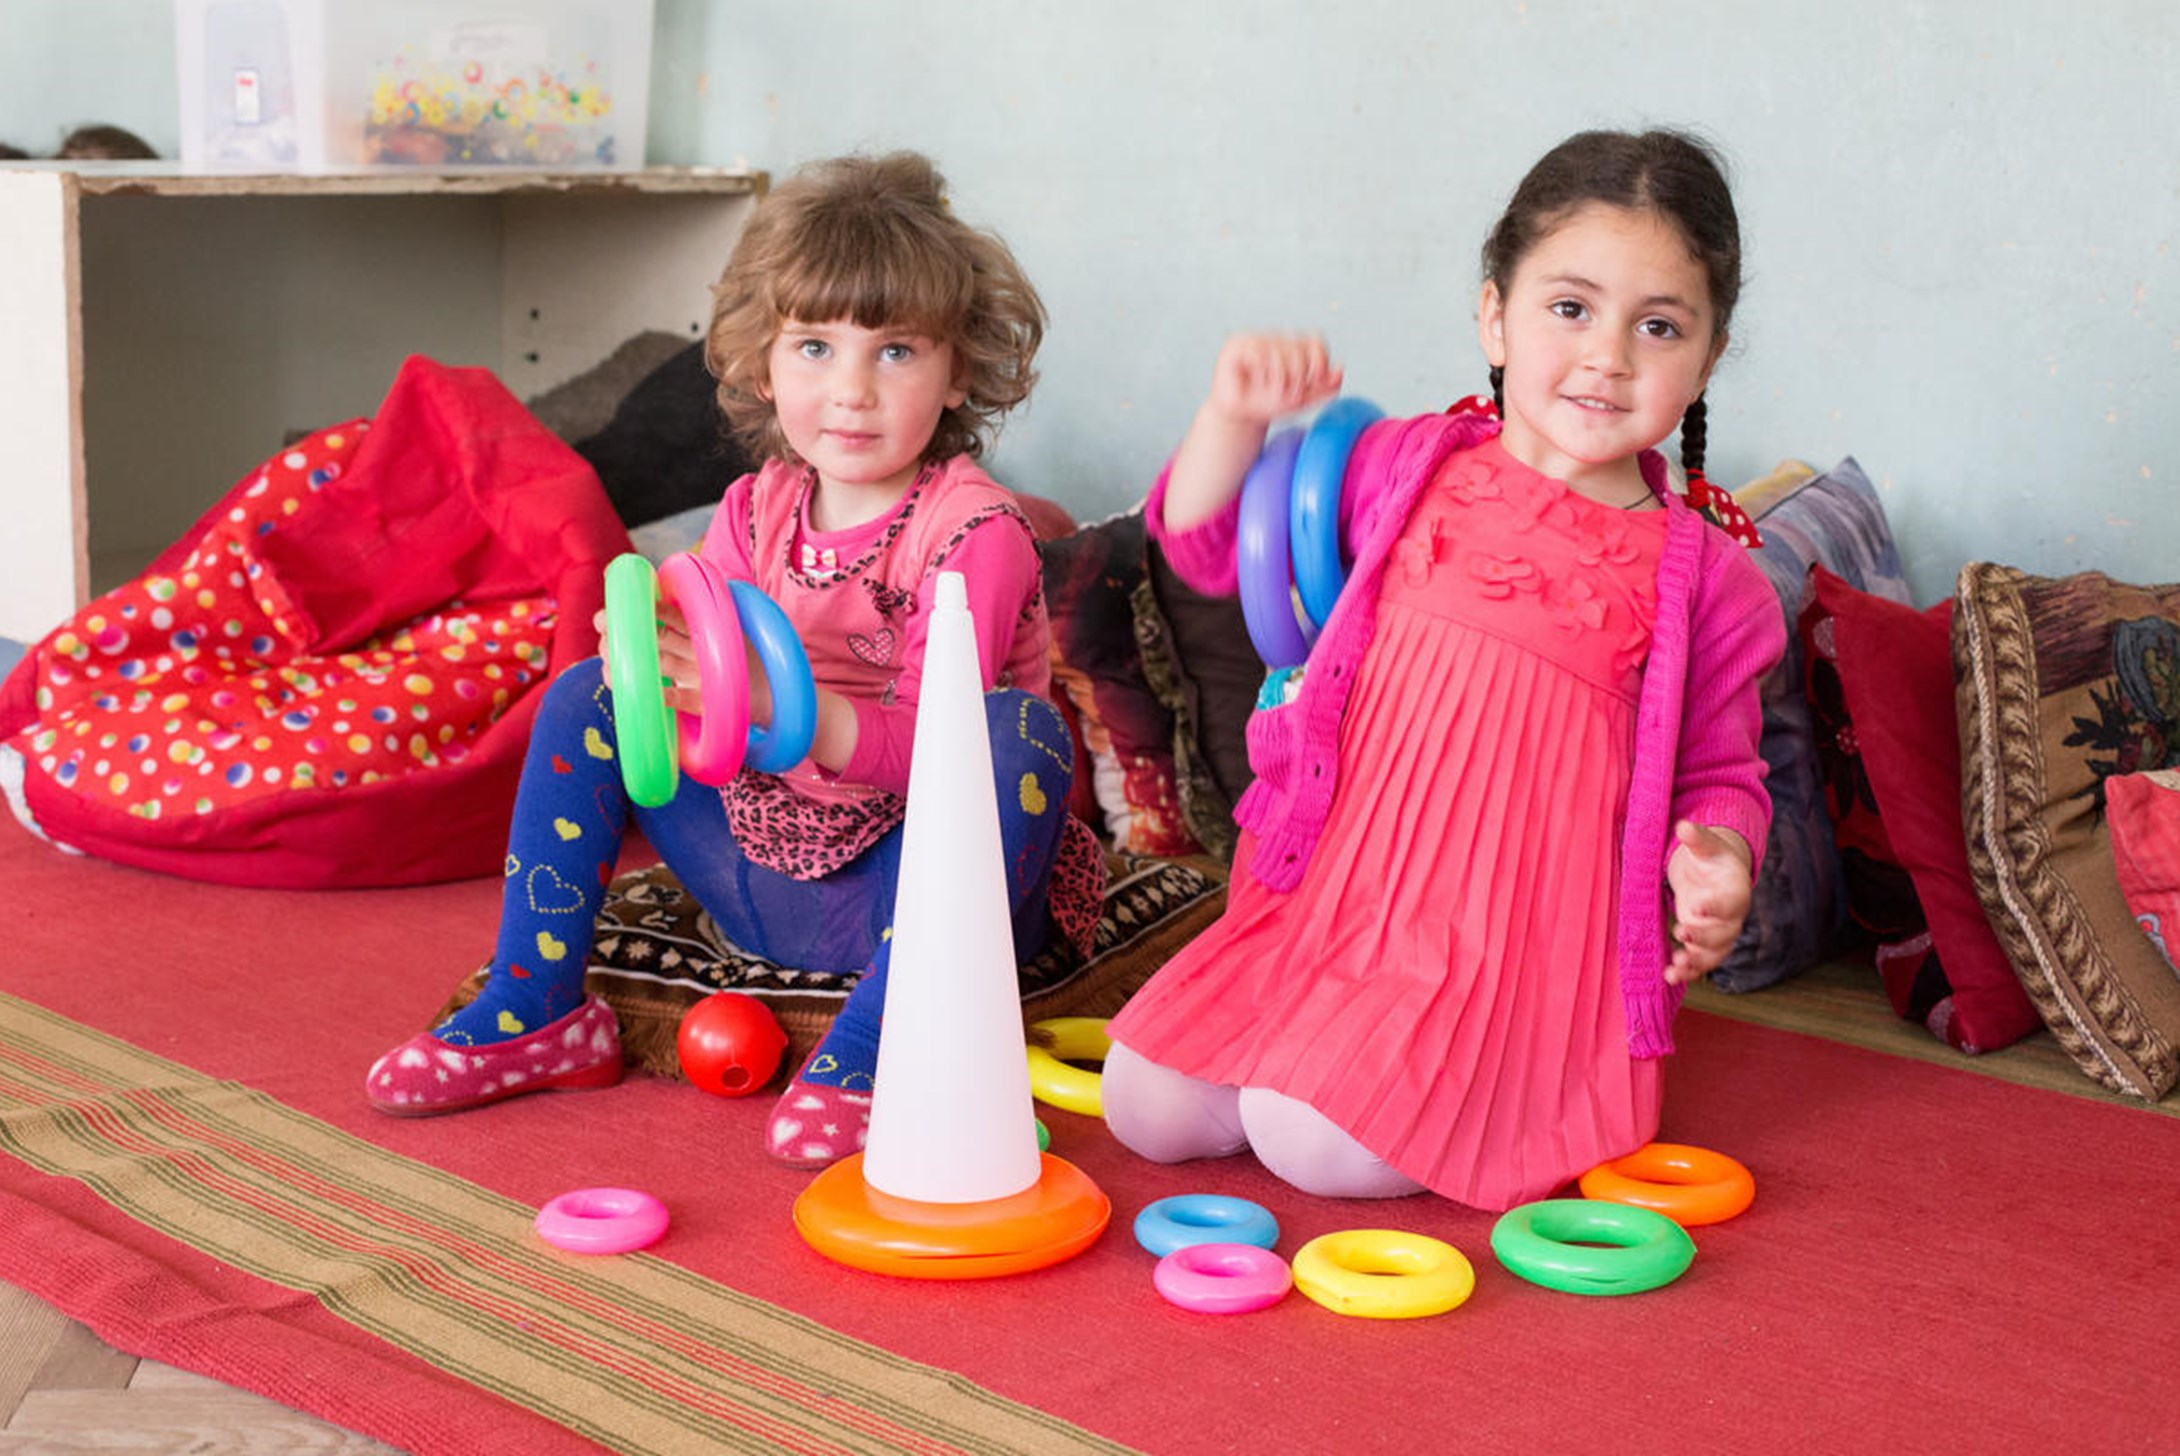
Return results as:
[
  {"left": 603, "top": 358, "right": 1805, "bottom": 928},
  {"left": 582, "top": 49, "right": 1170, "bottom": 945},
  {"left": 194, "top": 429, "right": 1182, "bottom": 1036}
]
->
[
  {"left": 1954, "top": 563, "right": 2180, "bottom": 1098},
  {"left": 1135, "top": 538, "right": 1258, "bottom": 861},
  {"left": 1808, "top": 566, "right": 2041, "bottom": 1053},
  {"left": 2109, "top": 769, "right": 2180, "bottom": 971},
  {"left": 1040, "top": 512, "right": 1199, "bottom": 855},
  {"left": 1710, "top": 457, "right": 1914, "bottom": 992},
  {"left": 436, "top": 850, "right": 1229, "bottom": 1081},
  {"left": 0, "top": 357, "right": 629, "bottom": 888}
]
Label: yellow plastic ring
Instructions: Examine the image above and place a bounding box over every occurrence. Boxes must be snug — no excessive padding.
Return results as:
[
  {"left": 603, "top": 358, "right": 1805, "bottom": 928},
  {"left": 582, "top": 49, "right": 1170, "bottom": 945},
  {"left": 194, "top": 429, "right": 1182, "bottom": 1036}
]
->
[
  {"left": 1577, "top": 1142, "right": 1755, "bottom": 1227},
  {"left": 1025, "top": 1017, "right": 1108, "bottom": 1117},
  {"left": 1290, "top": 1229, "right": 1475, "bottom": 1320}
]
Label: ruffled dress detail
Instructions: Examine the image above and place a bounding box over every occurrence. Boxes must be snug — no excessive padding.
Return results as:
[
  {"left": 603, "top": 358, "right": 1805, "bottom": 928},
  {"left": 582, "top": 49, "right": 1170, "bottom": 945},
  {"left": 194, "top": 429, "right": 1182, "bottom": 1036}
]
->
[{"left": 1108, "top": 438, "right": 1670, "bottom": 1210}]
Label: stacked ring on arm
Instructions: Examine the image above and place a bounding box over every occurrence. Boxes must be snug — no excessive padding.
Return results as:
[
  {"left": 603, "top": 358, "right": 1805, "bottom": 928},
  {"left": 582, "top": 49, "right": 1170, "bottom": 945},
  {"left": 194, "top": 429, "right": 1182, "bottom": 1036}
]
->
[
  {"left": 1288, "top": 396, "right": 1383, "bottom": 630},
  {"left": 1577, "top": 1142, "right": 1756, "bottom": 1227},
  {"left": 1490, "top": 1199, "right": 1696, "bottom": 1295},
  {"left": 600, "top": 552, "right": 819, "bottom": 807},
  {"left": 1235, "top": 427, "right": 1312, "bottom": 668}
]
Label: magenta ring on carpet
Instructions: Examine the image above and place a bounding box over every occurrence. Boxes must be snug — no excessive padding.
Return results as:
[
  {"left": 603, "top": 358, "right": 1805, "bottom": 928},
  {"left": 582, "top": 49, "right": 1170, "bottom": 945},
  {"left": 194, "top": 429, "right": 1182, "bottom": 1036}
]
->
[
  {"left": 534, "top": 1187, "right": 670, "bottom": 1255},
  {"left": 1153, "top": 1242, "right": 1293, "bottom": 1315}
]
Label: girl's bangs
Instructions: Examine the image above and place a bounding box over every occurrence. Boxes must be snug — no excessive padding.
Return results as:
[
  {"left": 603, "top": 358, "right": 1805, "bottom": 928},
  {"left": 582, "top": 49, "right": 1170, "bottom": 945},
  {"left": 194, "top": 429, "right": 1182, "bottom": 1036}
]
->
[{"left": 769, "top": 219, "right": 970, "bottom": 337}]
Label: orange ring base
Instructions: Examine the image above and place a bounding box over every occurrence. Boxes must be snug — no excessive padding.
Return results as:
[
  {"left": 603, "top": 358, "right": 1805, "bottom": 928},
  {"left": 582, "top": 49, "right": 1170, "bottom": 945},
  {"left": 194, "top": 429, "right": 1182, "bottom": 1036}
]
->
[{"left": 793, "top": 1152, "right": 1111, "bottom": 1279}]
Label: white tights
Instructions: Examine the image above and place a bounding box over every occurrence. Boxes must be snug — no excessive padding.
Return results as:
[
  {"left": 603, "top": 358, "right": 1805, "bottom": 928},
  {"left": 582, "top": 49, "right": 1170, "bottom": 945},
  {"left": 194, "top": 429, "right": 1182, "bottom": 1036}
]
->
[{"left": 1102, "top": 1042, "right": 1425, "bottom": 1200}]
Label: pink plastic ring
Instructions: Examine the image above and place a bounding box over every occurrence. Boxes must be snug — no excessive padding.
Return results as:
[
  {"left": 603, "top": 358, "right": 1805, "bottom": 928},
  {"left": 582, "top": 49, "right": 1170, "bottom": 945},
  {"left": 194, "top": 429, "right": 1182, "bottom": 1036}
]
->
[
  {"left": 1152, "top": 1241, "right": 1292, "bottom": 1315},
  {"left": 534, "top": 1187, "right": 669, "bottom": 1255},
  {"left": 656, "top": 553, "right": 750, "bottom": 786}
]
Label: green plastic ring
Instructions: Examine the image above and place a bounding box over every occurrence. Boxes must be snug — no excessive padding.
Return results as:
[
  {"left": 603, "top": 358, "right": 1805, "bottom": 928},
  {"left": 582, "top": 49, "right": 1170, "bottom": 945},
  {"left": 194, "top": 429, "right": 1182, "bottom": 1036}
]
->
[
  {"left": 1489, "top": 1198, "right": 1695, "bottom": 1296},
  {"left": 603, "top": 554, "right": 679, "bottom": 807}
]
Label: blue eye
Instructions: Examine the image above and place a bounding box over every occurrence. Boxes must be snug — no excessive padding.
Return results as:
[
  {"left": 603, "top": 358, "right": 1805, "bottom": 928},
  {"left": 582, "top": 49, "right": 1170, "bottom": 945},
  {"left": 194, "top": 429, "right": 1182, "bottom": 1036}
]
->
[
  {"left": 881, "top": 342, "right": 914, "bottom": 363},
  {"left": 796, "top": 338, "right": 829, "bottom": 360}
]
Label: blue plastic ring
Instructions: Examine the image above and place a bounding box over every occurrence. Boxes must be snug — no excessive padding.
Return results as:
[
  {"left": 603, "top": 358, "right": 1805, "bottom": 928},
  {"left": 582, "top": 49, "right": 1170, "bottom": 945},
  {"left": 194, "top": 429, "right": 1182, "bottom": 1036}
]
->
[
  {"left": 728, "top": 579, "right": 817, "bottom": 774},
  {"left": 1289, "top": 397, "right": 1383, "bottom": 630},
  {"left": 1134, "top": 1194, "right": 1281, "bottom": 1258},
  {"left": 1236, "top": 427, "right": 1311, "bottom": 668}
]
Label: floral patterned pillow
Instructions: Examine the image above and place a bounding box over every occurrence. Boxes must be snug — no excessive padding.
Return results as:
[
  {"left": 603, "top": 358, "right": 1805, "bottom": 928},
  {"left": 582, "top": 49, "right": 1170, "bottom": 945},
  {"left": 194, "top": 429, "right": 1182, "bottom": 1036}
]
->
[{"left": 1954, "top": 563, "right": 2180, "bottom": 1097}]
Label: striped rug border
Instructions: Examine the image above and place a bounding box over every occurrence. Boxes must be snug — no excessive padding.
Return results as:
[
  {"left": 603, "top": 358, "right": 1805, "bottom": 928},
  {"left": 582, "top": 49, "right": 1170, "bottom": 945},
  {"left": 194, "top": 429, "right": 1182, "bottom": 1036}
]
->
[{"left": 0, "top": 993, "right": 1136, "bottom": 1456}]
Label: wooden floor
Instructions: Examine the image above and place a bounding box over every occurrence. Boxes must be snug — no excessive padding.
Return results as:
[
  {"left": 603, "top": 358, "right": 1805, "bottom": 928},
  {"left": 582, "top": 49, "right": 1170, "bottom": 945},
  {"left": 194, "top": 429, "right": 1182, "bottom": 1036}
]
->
[{"left": 0, "top": 1282, "right": 400, "bottom": 1453}]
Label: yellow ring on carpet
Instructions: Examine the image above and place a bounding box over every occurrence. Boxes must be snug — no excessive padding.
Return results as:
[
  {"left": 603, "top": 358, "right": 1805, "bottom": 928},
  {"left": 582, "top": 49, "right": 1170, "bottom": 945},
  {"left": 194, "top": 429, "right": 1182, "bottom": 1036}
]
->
[
  {"left": 1290, "top": 1229, "right": 1475, "bottom": 1320},
  {"left": 1577, "top": 1142, "right": 1755, "bottom": 1227},
  {"left": 1026, "top": 1017, "right": 1109, "bottom": 1117}
]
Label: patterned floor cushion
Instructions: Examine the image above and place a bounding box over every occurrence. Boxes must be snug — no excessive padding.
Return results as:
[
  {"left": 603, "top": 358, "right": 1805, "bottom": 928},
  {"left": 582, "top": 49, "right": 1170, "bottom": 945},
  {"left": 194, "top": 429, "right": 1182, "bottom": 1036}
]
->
[{"left": 438, "top": 850, "right": 1229, "bottom": 1082}]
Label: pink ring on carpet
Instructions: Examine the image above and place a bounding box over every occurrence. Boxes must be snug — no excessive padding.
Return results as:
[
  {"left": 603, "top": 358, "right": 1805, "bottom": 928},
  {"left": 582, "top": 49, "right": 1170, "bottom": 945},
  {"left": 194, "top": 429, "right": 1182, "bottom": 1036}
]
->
[
  {"left": 534, "top": 1187, "right": 669, "bottom": 1255},
  {"left": 1152, "top": 1241, "right": 1292, "bottom": 1315}
]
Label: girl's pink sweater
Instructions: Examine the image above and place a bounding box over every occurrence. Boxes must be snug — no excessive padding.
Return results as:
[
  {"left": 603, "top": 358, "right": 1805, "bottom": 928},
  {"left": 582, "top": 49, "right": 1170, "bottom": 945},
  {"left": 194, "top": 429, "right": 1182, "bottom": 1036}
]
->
[{"left": 1147, "top": 411, "right": 1785, "bottom": 1056}]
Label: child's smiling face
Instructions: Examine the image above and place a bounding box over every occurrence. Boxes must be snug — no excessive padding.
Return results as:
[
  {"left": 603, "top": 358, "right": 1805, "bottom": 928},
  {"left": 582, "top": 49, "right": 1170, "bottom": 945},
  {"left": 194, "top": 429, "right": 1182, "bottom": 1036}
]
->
[
  {"left": 1478, "top": 202, "right": 1726, "bottom": 502},
  {"left": 765, "top": 318, "right": 966, "bottom": 499}
]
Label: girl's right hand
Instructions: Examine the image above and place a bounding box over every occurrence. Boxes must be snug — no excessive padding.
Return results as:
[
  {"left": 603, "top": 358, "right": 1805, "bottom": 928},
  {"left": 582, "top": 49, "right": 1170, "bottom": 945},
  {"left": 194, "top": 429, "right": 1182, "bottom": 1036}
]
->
[
  {"left": 1163, "top": 332, "right": 1343, "bottom": 533},
  {"left": 1206, "top": 332, "right": 1345, "bottom": 426}
]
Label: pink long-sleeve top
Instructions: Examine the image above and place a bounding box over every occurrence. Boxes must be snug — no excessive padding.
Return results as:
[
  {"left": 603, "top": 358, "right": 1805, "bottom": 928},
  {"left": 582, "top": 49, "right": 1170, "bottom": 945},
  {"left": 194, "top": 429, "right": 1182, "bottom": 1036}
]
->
[
  {"left": 1148, "top": 410, "right": 1785, "bottom": 1056},
  {"left": 695, "top": 456, "right": 1048, "bottom": 878}
]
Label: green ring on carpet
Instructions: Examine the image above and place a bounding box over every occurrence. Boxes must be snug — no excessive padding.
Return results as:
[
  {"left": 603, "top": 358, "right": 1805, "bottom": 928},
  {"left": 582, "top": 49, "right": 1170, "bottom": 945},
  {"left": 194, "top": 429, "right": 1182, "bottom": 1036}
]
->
[{"left": 1489, "top": 1198, "right": 1695, "bottom": 1295}]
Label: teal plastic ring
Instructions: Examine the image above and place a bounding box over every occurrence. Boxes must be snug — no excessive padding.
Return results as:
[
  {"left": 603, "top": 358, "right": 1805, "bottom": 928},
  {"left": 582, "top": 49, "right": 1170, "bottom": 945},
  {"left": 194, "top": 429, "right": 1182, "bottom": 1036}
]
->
[
  {"left": 603, "top": 554, "right": 678, "bottom": 808},
  {"left": 1134, "top": 1194, "right": 1280, "bottom": 1258},
  {"left": 727, "top": 579, "right": 817, "bottom": 774},
  {"left": 1289, "top": 396, "right": 1382, "bottom": 630},
  {"left": 1490, "top": 1198, "right": 1696, "bottom": 1296}
]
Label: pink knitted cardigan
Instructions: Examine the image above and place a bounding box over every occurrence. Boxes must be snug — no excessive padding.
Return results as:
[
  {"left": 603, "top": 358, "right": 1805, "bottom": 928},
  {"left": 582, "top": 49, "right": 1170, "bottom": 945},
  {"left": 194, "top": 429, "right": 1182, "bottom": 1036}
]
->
[{"left": 1146, "top": 411, "right": 1785, "bottom": 1056}]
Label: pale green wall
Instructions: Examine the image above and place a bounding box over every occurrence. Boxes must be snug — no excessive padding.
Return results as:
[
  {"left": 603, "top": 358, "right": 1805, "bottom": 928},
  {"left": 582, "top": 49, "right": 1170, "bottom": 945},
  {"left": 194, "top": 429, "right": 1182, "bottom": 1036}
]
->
[{"left": 5, "top": 0, "right": 2175, "bottom": 603}]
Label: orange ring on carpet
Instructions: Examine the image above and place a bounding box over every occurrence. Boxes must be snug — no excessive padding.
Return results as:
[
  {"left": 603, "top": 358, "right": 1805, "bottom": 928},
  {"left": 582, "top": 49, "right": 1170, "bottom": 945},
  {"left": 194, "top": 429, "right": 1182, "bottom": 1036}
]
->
[
  {"left": 1577, "top": 1142, "right": 1755, "bottom": 1227},
  {"left": 793, "top": 1151, "right": 1110, "bottom": 1279}
]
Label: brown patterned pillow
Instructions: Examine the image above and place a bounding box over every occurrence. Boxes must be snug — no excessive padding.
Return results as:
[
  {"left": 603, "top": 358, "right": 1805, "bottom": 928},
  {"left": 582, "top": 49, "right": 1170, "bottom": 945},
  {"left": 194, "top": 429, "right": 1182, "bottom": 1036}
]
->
[
  {"left": 1953, "top": 563, "right": 2180, "bottom": 1098},
  {"left": 438, "top": 850, "right": 1228, "bottom": 1083}
]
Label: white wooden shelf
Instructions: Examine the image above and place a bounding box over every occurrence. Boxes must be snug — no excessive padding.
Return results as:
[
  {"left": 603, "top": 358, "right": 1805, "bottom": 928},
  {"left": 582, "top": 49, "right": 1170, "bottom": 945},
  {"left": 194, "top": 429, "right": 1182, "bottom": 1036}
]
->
[{"left": 0, "top": 163, "right": 764, "bottom": 642}]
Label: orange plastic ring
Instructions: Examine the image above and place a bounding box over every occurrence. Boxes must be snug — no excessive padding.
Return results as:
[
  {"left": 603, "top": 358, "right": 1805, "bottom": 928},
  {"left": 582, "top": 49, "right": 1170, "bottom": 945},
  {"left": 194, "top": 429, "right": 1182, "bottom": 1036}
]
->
[{"left": 1577, "top": 1142, "right": 1754, "bottom": 1227}]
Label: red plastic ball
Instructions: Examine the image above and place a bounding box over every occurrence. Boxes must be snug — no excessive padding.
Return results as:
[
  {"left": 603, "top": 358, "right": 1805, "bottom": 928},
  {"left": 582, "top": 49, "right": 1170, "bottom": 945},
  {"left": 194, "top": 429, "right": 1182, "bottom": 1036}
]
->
[{"left": 676, "top": 992, "right": 788, "bottom": 1098}]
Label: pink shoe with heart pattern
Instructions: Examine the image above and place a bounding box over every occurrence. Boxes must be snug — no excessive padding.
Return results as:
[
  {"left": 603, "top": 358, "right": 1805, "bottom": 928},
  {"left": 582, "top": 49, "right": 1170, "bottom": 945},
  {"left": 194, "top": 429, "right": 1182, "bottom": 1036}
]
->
[
  {"left": 366, "top": 995, "right": 623, "bottom": 1116},
  {"left": 766, "top": 1063, "right": 875, "bottom": 1168}
]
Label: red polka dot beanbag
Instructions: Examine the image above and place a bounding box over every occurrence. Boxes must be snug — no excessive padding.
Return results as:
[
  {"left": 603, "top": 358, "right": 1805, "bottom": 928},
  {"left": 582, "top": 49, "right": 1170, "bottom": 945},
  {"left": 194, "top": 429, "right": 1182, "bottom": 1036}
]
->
[{"left": 0, "top": 356, "right": 632, "bottom": 888}]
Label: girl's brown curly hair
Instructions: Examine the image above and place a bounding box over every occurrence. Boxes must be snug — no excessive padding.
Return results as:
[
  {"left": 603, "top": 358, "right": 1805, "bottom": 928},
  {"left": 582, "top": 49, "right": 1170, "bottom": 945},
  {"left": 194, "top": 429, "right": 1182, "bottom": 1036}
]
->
[{"left": 705, "top": 151, "right": 1046, "bottom": 465}]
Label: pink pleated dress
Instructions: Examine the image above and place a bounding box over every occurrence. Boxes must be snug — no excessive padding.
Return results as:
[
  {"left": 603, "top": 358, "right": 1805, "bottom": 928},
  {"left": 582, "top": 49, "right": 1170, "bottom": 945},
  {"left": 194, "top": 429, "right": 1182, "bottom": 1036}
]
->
[{"left": 1108, "top": 436, "right": 1670, "bottom": 1210}]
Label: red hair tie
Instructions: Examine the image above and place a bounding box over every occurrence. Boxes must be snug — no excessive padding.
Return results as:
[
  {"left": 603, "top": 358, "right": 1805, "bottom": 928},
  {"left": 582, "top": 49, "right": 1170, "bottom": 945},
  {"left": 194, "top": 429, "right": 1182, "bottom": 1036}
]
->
[{"left": 1683, "top": 467, "right": 1764, "bottom": 549}]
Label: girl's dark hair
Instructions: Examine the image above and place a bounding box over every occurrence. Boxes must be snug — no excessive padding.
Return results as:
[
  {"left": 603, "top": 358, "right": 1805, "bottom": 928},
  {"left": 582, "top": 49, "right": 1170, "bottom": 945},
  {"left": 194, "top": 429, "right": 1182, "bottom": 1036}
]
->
[
  {"left": 705, "top": 151, "right": 1045, "bottom": 465},
  {"left": 1481, "top": 129, "right": 1739, "bottom": 480}
]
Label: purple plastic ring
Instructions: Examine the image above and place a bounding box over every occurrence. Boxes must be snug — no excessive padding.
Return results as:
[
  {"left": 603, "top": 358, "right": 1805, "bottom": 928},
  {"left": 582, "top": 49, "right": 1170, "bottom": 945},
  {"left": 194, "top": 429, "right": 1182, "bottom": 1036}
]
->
[{"left": 1236, "top": 427, "right": 1311, "bottom": 668}]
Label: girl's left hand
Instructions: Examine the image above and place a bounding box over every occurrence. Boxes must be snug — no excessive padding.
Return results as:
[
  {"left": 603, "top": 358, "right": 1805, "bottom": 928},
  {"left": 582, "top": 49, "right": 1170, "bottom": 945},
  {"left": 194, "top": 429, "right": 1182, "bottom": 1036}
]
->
[{"left": 1663, "top": 820, "right": 1753, "bottom": 985}]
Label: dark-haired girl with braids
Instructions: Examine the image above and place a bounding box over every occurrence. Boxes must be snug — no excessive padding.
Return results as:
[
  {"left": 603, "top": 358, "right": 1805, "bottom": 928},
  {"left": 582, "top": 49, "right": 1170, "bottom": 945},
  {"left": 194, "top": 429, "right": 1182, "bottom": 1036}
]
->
[{"left": 1101, "top": 129, "right": 1785, "bottom": 1210}]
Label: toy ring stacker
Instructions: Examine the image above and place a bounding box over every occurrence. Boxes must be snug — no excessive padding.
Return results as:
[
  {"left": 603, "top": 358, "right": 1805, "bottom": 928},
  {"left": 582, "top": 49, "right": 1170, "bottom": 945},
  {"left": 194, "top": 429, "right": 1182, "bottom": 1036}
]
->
[
  {"left": 1577, "top": 1142, "right": 1756, "bottom": 1227},
  {"left": 1235, "top": 427, "right": 1312, "bottom": 668},
  {"left": 534, "top": 1187, "right": 669, "bottom": 1255},
  {"left": 1288, "top": 396, "right": 1383, "bottom": 630},
  {"left": 602, "top": 552, "right": 818, "bottom": 807},
  {"left": 1490, "top": 1198, "right": 1695, "bottom": 1296},
  {"left": 1025, "top": 1017, "right": 1109, "bottom": 1117},
  {"left": 1290, "top": 1229, "right": 1475, "bottom": 1319},
  {"left": 1153, "top": 1242, "right": 1293, "bottom": 1315},
  {"left": 1134, "top": 1194, "right": 1280, "bottom": 1257}
]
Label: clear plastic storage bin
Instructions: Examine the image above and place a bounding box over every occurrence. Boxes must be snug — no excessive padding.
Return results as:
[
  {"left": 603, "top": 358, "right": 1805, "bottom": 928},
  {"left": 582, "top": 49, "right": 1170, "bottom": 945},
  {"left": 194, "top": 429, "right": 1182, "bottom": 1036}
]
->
[{"left": 176, "top": 0, "right": 653, "bottom": 171}]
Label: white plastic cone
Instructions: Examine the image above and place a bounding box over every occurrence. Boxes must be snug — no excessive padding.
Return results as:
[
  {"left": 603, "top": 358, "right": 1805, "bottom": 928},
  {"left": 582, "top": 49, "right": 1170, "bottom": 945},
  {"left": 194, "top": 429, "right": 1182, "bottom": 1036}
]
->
[{"left": 858, "top": 571, "right": 1044, "bottom": 1203}]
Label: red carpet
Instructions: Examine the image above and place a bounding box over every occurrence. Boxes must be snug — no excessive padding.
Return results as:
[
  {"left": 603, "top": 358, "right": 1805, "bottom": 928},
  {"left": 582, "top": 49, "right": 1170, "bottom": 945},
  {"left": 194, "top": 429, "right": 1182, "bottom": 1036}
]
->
[{"left": 3, "top": 811, "right": 2178, "bottom": 1455}]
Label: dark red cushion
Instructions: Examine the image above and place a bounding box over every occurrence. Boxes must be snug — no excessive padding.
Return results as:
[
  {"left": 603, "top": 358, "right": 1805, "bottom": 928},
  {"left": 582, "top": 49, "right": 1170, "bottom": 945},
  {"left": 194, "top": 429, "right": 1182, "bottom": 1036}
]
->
[{"left": 1810, "top": 565, "right": 2042, "bottom": 1053}]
